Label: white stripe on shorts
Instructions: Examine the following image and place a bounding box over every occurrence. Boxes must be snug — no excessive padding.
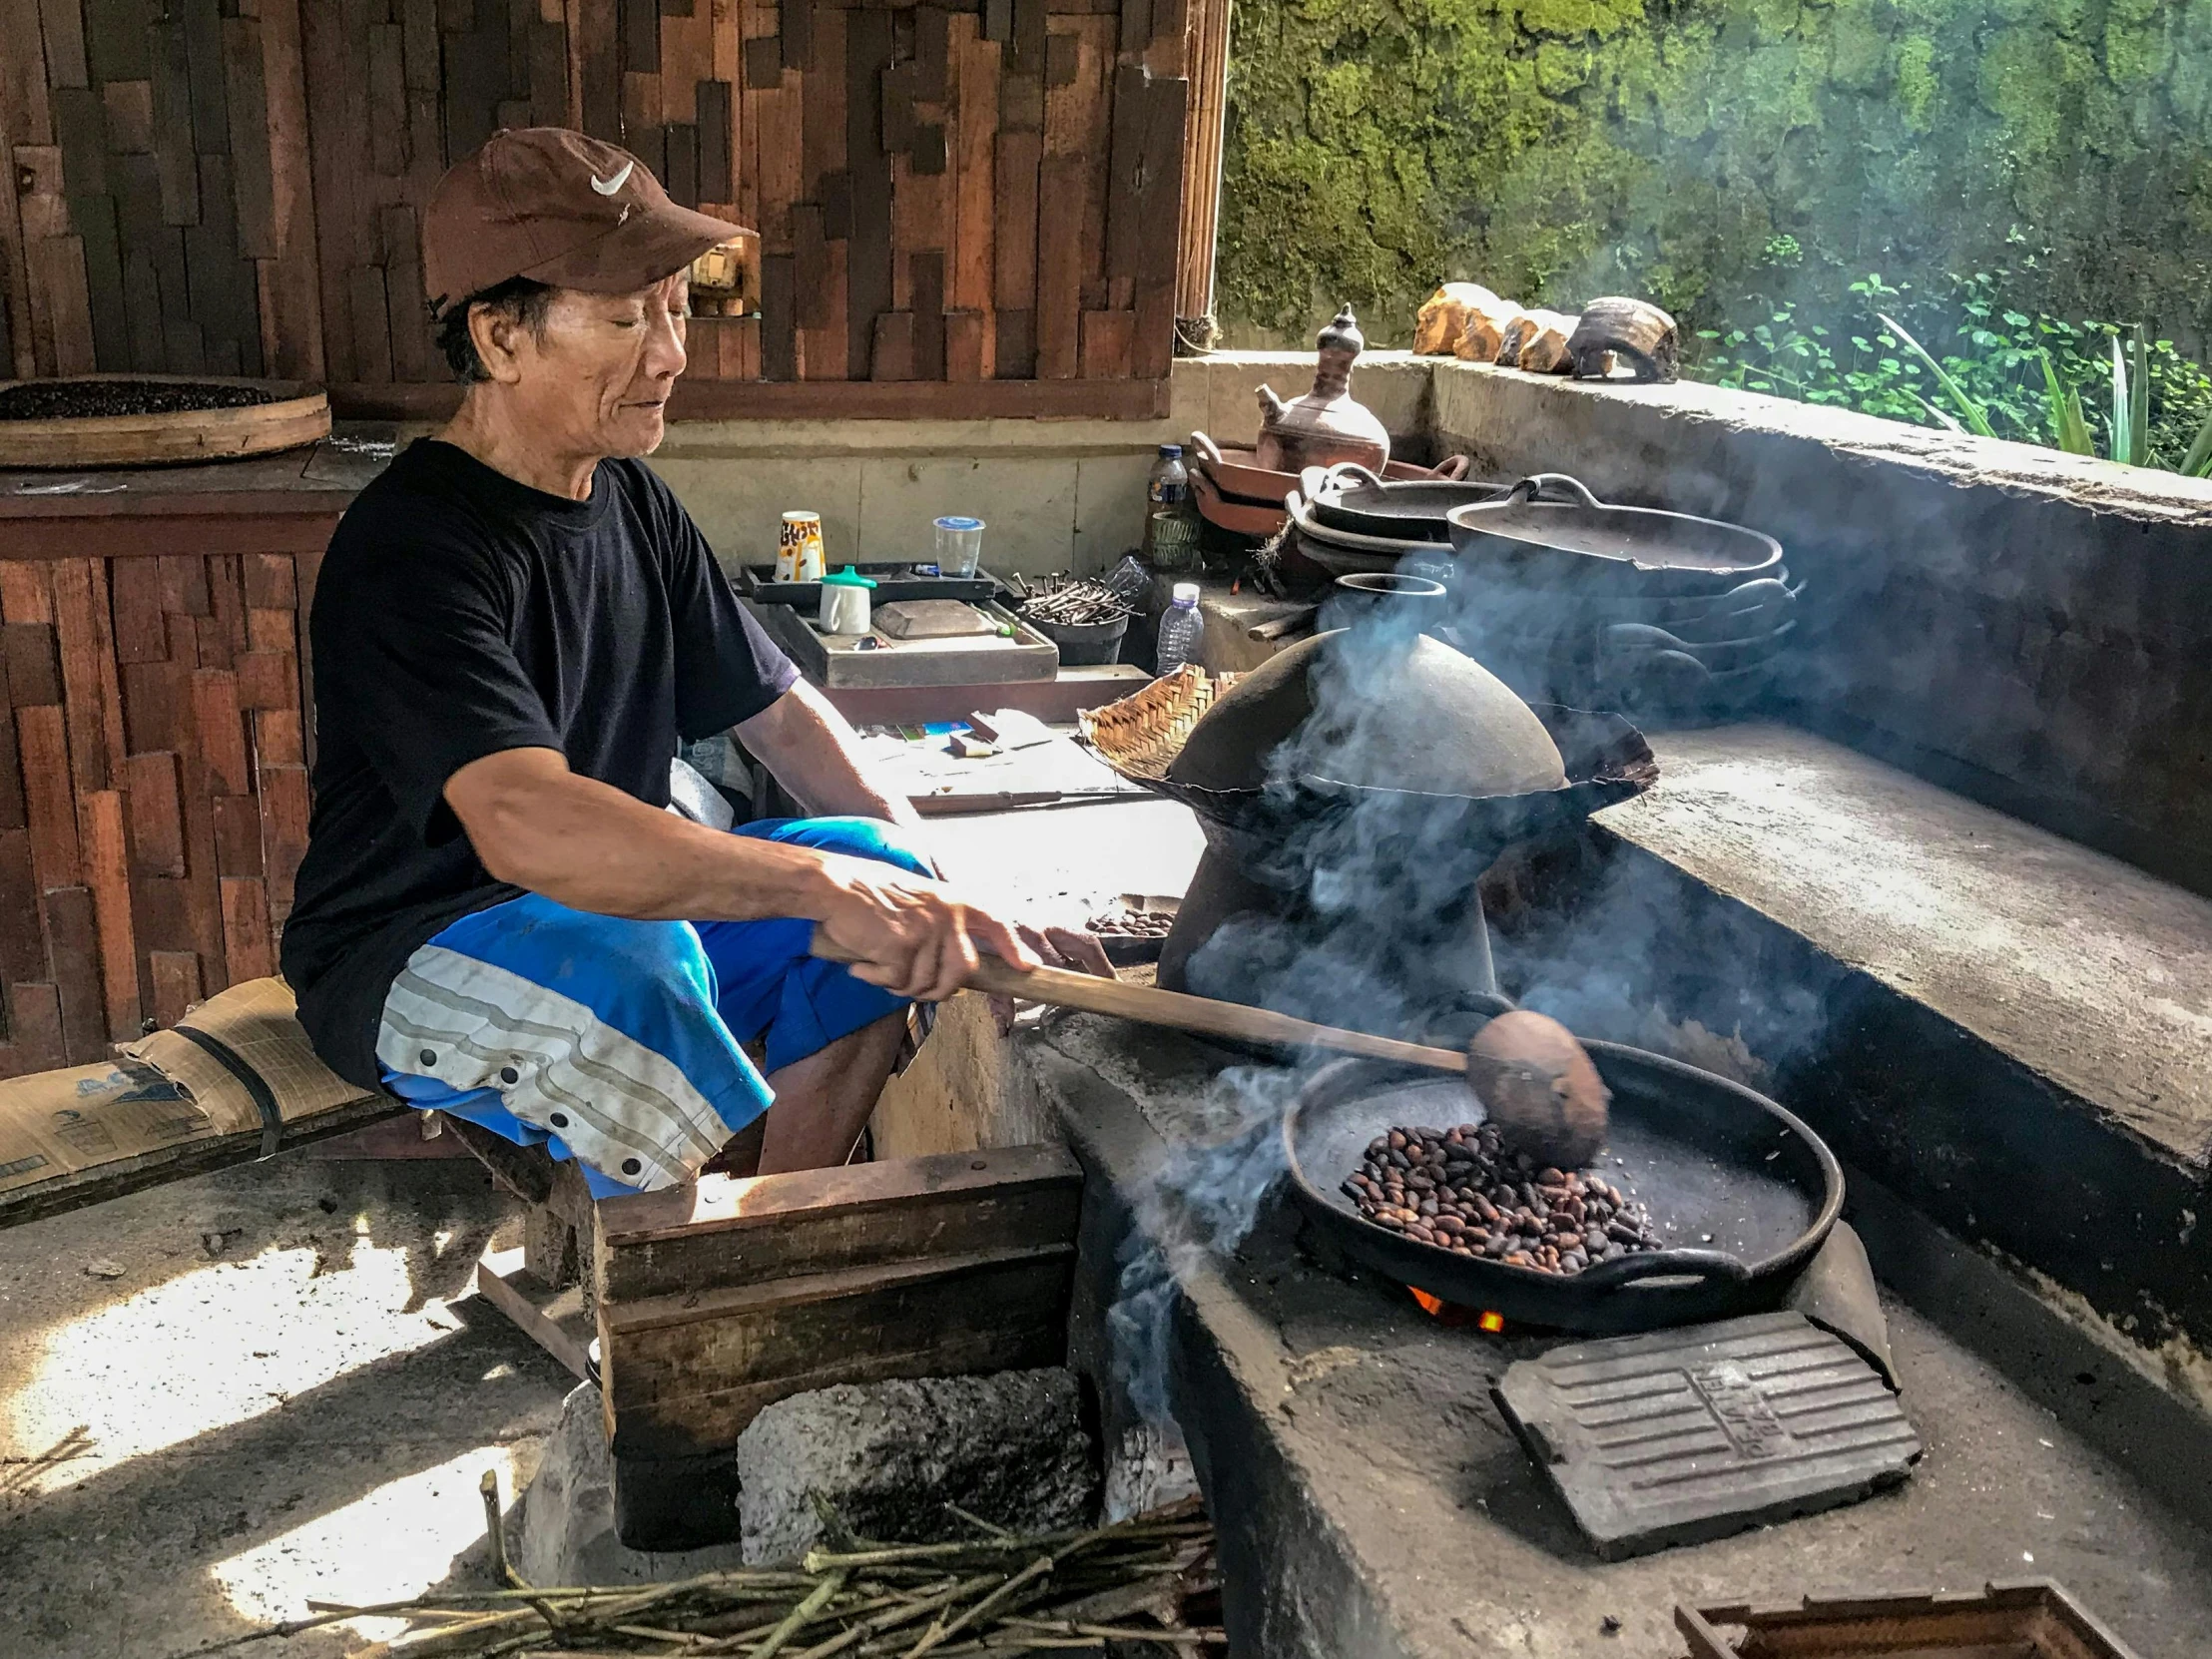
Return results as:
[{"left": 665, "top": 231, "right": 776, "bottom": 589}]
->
[{"left": 377, "top": 944, "right": 737, "bottom": 1191}]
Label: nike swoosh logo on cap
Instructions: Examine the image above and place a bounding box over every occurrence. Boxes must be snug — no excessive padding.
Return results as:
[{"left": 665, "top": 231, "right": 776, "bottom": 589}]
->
[{"left": 591, "top": 161, "right": 635, "bottom": 196}]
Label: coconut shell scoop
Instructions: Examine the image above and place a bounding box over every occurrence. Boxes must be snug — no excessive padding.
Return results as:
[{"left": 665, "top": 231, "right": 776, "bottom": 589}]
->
[
  {"left": 811, "top": 930, "right": 1611, "bottom": 1167},
  {"left": 1457, "top": 1009, "right": 1611, "bottom": 1169}
]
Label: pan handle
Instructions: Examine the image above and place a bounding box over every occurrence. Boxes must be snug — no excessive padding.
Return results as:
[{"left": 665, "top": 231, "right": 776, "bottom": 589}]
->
[
  {"left": 1502, "top": 472, "right": 1603, "bottom": 509},
  {"left": 1324, "top": 461, "right": 1387, "bottom": 492},
  {"left": 1428, "top": 454, "right": 1472, "bottom": 481},
  {"left": 1187, "top": 430, "right": 1225, "bottom": 467},
  {"left": 1571, "top": 1247, "right": 1754, "bottom": 1289}
]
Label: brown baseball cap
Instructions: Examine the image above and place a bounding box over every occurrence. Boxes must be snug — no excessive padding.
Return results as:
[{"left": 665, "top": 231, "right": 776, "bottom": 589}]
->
[{"left": 421, "top": 127, "right": 755, "bottom": 312}]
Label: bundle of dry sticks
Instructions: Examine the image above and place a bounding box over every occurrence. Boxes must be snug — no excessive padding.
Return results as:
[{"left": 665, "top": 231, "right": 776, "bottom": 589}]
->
[{"left": 243, "top": 1478, "right": 1218, "bottom": 1659}]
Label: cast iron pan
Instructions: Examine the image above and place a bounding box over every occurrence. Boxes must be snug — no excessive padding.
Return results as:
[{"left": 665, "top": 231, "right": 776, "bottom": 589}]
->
[
  {"left": 1282, "top": 1043, "right": 1843, "bottom": 1333},
  {"left": 1306, "top": 462, "right": 1516, "bottom": 542},
  {"left": 1446, "top": 474, "right": 1784, "bottom": 597}
]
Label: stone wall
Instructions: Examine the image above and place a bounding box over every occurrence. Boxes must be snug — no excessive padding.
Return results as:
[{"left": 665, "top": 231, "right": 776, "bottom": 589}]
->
[
  {"left": 1216, "top": 0, "right": 2212, "bottom": 352},
  {"left": 1431, "top": 361, "right": 2212, "bottom": 895},
  {"left": 644, "top": 352, "right": 1433, "bottom": 576}
]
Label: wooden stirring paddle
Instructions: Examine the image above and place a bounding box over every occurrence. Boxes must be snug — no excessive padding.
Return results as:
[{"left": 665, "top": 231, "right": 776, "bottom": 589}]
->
[{"left": 810, "top": 927, "right": 1610, "bottom": 1165}]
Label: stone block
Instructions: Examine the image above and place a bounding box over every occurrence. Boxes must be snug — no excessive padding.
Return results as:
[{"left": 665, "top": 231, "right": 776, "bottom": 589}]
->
[
  {"left": 733, "top": 1368, "right": 1099, "bottom": 1565},
  {"left": 512, "top": 1382, "right": 749, "bottom": 1586}
]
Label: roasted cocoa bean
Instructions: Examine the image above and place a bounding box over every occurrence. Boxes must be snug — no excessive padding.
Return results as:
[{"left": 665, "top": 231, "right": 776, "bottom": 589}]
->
[{"left": 1345, "top": 1122, "right": 1662, "bottom": 1278}]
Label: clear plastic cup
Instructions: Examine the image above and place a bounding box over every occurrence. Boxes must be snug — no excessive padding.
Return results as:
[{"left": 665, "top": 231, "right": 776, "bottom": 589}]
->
[{"left": 933, "top": 515, "right": 984, "bottom": 578}]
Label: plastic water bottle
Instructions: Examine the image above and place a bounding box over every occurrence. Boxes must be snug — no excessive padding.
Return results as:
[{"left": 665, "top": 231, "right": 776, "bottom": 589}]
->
[
  {"left": 1143, "top": 444, "right": 1200, "bottom": 571},
  {"left": 1155, "top": 582, "right": 1205, "bottom": 675},
  {"left": 1103, "top": 552, "right": 1154, "bottom": 608},
  {"left": 1145, "top": 443, "right": 1191, "bottom": 514}
]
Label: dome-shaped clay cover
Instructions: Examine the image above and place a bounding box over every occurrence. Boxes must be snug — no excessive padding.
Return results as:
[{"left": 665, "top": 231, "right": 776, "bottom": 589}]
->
[{"left": 1166, "top": 631, "right": 1566, "bottom": 798}]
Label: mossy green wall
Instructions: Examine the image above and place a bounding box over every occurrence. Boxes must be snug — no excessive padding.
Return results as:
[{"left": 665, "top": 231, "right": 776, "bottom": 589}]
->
[{"left": 1214, "top": 0, "right": 2212, "bottom": 350}]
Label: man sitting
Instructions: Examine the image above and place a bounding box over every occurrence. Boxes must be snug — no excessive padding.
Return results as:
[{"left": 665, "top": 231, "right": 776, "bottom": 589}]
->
[{"left": 281, "top": 129, "right": 1080, "bottom": 1195}]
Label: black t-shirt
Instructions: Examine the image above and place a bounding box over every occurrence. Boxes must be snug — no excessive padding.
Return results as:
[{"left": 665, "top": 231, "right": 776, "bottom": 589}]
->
[{"left": 280, "top": 439, "right": 799, "bottom": 1091}]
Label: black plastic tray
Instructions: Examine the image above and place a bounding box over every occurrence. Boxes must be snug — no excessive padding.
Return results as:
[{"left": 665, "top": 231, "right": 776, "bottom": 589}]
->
[{"left": 737, "top": 561, "right": 1005, "bottom": 607}]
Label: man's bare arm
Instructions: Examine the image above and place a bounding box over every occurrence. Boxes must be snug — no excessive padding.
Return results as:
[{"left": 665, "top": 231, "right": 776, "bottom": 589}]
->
[
  {"left": 442, "top": 747, "right": 1032, "bottom": 999},
  {"left": 735, "top": 680, "right": 922, "bottom": 830}
]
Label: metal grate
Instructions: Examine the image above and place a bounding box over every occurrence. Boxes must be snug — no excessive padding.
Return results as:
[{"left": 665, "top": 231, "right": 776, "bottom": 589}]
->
[{"left": 1494, "top": 1310, "right": 1921, "bottom": 1558}]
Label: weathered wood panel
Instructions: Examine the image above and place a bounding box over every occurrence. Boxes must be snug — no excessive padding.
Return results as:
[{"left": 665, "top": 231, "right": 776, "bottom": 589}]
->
[
  {"left": 0, "top": 541, "right": 307, "bottom": 1073},
  {"left": 594, "top": 1145, "right": 1081, "bottom": 1456},
  {"left": 0, "top": 0, "right": 1189, "bottom": 413}
]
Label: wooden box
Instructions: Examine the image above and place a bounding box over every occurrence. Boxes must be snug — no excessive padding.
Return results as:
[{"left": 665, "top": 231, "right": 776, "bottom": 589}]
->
[
  {"left": 1677, "top": 1580, "right": 2142, "bottom": 1659},
  {"left": 593, "top": 1143, "right": 1083, "bottom": 1463}
]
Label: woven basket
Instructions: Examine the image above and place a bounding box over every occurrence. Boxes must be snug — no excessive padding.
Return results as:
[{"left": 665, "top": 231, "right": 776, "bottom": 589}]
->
[{"left": 1079, "top": 665, "right": 1243, "bottom": 785}]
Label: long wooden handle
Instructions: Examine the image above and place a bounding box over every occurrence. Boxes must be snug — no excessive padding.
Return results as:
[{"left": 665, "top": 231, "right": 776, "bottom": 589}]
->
[{"left": 812, "top": 926, "right": 1465, "bottom": 1074}]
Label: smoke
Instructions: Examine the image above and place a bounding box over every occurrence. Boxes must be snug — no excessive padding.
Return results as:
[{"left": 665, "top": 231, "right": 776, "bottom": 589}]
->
[
  {"left": 1106, "top": 1062, "right": 1300, "bottom": 1426},
  {"left": 1102, "top": 602, "right": 1833, "bottom": 1428}
]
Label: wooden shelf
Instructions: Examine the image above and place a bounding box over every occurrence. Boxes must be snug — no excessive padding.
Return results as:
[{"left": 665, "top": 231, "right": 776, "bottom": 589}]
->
[{"left": 329, "top": 376, "right": 1170, "bottom": 423}]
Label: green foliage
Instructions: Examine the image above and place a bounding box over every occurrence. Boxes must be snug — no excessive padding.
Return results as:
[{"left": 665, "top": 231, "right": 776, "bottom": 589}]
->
[
  {"left": 1215, "top": 0, "right": 2212, "bottom": 369},
  {"left": 1685, "top": 263, "right": 2212, "bottom": 470}
]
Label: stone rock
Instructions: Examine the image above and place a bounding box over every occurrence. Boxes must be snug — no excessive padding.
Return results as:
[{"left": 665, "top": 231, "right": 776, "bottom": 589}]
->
[
  {"left": 512, "top": 1382, "right": 749, "bottom": 1586},
  {"left": 734, "top": 1369, "right": 1099, "bottom": 1565}
]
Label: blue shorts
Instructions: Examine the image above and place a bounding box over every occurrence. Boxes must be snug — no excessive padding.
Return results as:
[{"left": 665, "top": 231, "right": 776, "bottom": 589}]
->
[{"left": 375, "top": 817, "right": 928, "bottom": 1198}]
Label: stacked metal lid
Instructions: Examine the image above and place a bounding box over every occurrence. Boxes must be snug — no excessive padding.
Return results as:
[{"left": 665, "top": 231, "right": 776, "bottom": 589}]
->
[{"left": 1285, "top": 467, "right": 1801, "bottom": 720}]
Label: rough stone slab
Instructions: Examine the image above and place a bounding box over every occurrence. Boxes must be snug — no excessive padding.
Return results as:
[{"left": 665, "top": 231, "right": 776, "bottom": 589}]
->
[
  {"left": 1492, "top": 1311, "right": 1920, "bottom": 1559},
  {"left": 513, "top": 1383, "right": 749, "bottom": 1587},
  {"left": 733, "top": 1368, "right": 1098, "bottom": 1565},
  {"left": 1596, "top": 724, "right": 2212, "bottom": 1170}
]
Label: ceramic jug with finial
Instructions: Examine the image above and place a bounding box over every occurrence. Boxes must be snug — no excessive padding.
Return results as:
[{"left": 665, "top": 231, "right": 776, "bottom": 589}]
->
[{"left": 1253, "top": 305, "right": 1391, "bottom": 474}]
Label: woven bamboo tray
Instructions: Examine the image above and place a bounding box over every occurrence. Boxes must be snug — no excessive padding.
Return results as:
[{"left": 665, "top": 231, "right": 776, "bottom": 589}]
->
[
  {"left": 1079, "top": 665, "right": 1241, "bottom": 785},
  {"left": 0, "top": 375, "right": 331, "bottom": 468}
]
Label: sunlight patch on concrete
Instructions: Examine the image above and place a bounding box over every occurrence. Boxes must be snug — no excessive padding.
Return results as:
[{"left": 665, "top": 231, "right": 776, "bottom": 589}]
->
[
  {"left": 211, "top": 1443, "right": 526, "bottom": 1639},
  {"left": 4, "top": 1236, "right": 457, "bottom": 1493}
]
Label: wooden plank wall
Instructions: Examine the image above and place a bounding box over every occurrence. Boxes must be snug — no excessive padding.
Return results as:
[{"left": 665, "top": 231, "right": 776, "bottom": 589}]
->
[
  {"left": 0, "top": 550, "right": 310, "bottom": 1076},
  {"left": 0, "top": 0, "right": 1192, "bottom": 406},
  {"left": 0, "top": 0, "right": 323, "bottom": 382}
]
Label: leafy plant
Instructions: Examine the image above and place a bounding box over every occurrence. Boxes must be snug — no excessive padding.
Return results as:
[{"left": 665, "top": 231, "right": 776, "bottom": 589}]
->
[
  {"left": 2040, "top": 353, "right": 2093, "bottom": 456},
  {"left": 1877, "top": 312, "right": 1995, "bottom": 437},
  {"left": 1688, "top": 267, "right": 2212, "bottom": 476}
]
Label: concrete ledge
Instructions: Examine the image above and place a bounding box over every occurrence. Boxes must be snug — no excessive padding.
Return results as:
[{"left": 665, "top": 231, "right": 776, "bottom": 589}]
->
[
  {"left": 1567, "top": 723, "right": 2212, "bottom": 1361},
  {"left": 1433, "top": 360, "right": 2212, "bottom": 528},
  {"left": 1428, "top": 360, "right": 2212, "bottom": 893},
  {"left": 647, "top": 350, "right": 1433, "bottom": 575}
]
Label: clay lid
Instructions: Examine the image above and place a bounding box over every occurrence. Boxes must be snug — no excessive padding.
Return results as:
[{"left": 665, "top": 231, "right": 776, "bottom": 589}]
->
[
  {"left": 1166, "top": 631, "right": 1567, "bottom": 799},
  {"left": 1317, "top": 305, "right": 1365, "bottom": 356}
]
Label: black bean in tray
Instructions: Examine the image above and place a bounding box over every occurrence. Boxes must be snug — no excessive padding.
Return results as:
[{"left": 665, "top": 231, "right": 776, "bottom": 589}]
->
[{"left": 1343, "top": 1120, "right": 1666, "bottom": 1275}]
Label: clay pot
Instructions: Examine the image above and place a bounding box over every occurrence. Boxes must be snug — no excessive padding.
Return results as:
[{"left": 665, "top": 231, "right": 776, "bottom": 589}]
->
[{"left": 1254, "top": 306, "right": 1391, "bottom": 475}]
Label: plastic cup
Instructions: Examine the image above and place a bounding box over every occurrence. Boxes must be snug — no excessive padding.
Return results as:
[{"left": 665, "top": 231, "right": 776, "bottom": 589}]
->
[{"left": 934, "top": 515, "right": 984, "bottom": 578}]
